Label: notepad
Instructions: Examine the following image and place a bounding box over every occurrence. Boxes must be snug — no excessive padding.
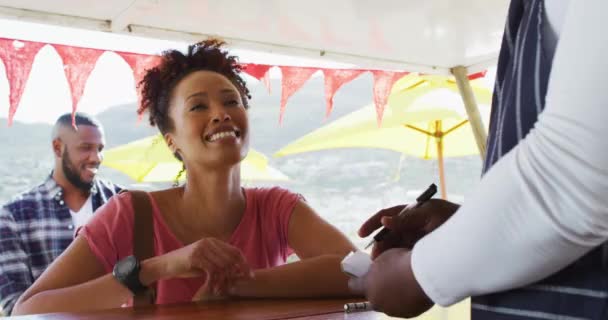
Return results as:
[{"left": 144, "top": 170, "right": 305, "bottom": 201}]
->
[{"left": 341, "top": 251, "right": 372, "bottom": 278}]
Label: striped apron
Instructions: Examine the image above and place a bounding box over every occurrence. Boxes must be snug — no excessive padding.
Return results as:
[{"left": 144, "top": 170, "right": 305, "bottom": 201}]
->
[{"left": 473, "top": 0, "right": 608, "bottom": 319}]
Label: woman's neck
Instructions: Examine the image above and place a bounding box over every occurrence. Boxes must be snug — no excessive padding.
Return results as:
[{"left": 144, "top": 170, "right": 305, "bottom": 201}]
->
[{"left": 175, "top": 165, "right": 246, "bottom": 240}]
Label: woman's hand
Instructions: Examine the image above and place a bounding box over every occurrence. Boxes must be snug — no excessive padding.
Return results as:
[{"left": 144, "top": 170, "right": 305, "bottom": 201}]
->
[
  {"left": 159, "top": 237, "right": 253, "bottom": 297},
  {"left": 191, "top": 273, "right": 233, "bottom": 302},
  {"left": 359, "top": 199, "right": 459, "bottom": 258}
]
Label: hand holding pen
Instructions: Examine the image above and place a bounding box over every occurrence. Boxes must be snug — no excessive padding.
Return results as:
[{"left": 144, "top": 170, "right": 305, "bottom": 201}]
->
[
  {"left": 364, "top": 184, "right": 437, "bottom": 250},
  {"left": 348, "top": 184, "right": 459, "bottom": 317},
  {"left": 356, "top": 184, "right": 462, "bottom": 258}
]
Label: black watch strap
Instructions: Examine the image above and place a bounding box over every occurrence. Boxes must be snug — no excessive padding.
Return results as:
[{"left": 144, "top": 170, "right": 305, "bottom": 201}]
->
[{"left": 113, "top": 256, "right": 147, "bottom": 295}]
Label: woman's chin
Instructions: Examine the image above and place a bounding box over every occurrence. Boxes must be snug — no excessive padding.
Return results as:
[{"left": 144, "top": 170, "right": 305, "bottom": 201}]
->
[{"left": 203, "top": 155, "right": 244, "bottom": 171}]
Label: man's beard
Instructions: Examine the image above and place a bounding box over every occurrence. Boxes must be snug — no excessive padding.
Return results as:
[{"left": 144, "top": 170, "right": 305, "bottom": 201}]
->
[{"left": 62, "top": 148, "right": 94, "bottom": 192}]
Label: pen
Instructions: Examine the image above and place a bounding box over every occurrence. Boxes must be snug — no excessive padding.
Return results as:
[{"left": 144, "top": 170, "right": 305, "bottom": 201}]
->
[
  {"left": 364, "top": 184, "right": 437, "bottom": 250},
  {"left": 344, "top": 301, "right": 372, "bottom": 313}
]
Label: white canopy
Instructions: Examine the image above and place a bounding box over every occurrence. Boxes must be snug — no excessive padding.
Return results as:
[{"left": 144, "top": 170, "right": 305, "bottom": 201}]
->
[
  {"left": 0, "top": 0, "right": 508, "bottom": 158},
  {"left": 0, "top": 0, "right": 508, "bottom": 74}
]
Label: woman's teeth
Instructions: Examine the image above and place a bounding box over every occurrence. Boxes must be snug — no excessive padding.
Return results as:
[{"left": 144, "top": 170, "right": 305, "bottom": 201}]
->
[{"left": 208, "top": 131, "right": 237, "bottom": 142}]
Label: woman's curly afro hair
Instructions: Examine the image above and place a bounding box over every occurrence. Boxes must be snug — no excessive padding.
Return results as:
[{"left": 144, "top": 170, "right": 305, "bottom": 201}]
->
[{"left": 138, "top": 39, "right": 251, "bottom": 135}]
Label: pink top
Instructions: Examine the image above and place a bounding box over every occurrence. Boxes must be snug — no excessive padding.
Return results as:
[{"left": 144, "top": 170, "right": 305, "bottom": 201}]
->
[{"left": 80, "top": 187, "right": 301, "bottom": 305}]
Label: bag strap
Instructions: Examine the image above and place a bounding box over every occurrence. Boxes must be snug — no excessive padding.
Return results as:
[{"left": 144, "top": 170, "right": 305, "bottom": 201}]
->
[{"left": 126, "top": 190, "right": 157, "bottom": 307}]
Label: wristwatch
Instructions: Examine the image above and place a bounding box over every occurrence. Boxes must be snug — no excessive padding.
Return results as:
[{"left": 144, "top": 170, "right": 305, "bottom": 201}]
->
[{"left": 113, "top": 255, "right": 147, "bottom": 295}]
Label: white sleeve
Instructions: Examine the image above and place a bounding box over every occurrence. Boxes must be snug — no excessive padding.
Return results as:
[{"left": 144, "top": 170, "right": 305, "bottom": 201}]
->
[{"left": 411, "top": 0, "right": 608, "bottom": 307}]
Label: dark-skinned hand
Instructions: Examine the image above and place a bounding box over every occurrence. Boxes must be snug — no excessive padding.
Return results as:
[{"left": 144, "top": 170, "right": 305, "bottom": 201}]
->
[
  {"left": 359, "top": 199, "right": 459, "bottom": 258},
  {"left": 348, "top": 248, "right": 433, "bottom": 318}
]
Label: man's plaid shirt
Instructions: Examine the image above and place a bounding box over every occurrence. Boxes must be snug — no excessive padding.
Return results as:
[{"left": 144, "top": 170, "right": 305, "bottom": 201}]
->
[{"left": 0, "top": 175, "right": 122, "bottom": 315}]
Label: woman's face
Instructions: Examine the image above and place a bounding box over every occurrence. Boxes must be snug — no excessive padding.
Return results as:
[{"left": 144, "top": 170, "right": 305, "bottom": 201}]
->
[{"left": 166, "top": 70, "right": 249, "bottom": 170}]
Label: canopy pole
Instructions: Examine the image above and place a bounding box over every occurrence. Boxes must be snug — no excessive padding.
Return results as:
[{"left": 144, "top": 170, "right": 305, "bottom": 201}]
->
[
  {"left": 435, "top": 121, "right": 447, "bottom": 200},
  {"left": 451, "top": 66, "right": 487, "bottom": 161}
]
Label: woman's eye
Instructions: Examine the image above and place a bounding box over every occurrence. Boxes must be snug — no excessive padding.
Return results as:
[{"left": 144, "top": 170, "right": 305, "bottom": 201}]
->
[
  {"left": 190, "top": 104, "right": 206, "bottom": 111},
  {"left": 226, "top": 100, "right": 239, "bottom": 106}
]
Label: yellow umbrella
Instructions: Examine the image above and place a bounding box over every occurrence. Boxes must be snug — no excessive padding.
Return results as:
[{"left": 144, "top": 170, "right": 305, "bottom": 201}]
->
[
  {"left": 275, "top": 74, "right": 491, "bottom": 199},
  {"left": 103, "top": 135, "right": 289, "bottom": 183}
]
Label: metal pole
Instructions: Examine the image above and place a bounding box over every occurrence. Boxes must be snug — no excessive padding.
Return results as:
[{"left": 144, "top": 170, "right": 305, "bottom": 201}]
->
[
  {"left": 451, "top": 66, "right": 487, "bottom": 161},
  {"left": 435, "top": 121, "right": 447, "bottom": 200}
]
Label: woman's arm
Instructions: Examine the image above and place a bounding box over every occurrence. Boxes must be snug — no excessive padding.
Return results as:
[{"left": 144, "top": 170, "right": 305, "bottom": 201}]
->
[
  {"left": 229, "top": 200, "right": 358, "bottom": 298},
  {"left": 14, "top": 234, "right": 252, "bottom": 315},
  {"left": 12, "top": 236, "right": 167, "bottom": 315},
  {"left": 231, "top": 255, "right": 353, "bottom": 297}
]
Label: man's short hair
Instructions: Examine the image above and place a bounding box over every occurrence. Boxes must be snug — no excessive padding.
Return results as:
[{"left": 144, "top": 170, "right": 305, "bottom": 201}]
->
[{"left": 51, "top": 113, "right": 103, "bottom": 140}]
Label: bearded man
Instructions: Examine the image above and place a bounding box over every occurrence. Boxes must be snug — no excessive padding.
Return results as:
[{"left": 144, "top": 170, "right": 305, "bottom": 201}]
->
[{"left": 0, "top": 113, "right": 122, "bottom": 315}]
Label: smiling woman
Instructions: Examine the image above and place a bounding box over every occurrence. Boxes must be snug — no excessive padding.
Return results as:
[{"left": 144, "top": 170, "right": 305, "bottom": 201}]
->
[
  {"left": 11, "top": 40, "right": 359, "bottom": 316},
  {"left": 161, "top": 70, "right": 249, "bottom": 169}
]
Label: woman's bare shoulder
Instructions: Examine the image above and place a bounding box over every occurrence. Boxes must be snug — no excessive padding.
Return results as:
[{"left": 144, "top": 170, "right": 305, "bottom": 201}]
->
[
  {"left": 149, "top": 187, "right": 183, "bottom": 209},
  {"left": 150, "top": 186, "right": 181, "bottom": 196}
]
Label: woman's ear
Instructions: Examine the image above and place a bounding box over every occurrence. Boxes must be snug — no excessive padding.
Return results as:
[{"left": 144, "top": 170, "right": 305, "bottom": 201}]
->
[
  {"left": 164, "top": 133, "right": 182, "bottom": 161},
  {"left": 164, "top": 133, "right": 176, "bottom": 152}
]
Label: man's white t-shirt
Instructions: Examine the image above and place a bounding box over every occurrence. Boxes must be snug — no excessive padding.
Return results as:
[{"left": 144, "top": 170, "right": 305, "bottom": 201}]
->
[{"left": 69, "top": 195, "right": 94, "bottom": 230}]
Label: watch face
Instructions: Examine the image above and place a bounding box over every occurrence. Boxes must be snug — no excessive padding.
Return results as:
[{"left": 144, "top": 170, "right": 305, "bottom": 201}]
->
[{"left": 116, "top": 256, "right": 136, "bottom": 276}]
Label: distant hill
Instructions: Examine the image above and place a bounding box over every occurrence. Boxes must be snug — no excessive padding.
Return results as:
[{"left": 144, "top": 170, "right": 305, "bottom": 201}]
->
[
  {"left": 95, "top": 103, "right": 158, "bottom": 147},
  {"left": 0, "top": 74, "right": 376, "bottom": 200},
  {"left": 0, "top": 120, "right": 53, "bottom": 156}
]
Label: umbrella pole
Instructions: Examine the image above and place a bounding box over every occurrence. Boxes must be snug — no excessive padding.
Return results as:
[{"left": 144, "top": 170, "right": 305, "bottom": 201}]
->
[
  {"left": 452, "top": 66, "right": 487, "bottom": 161},
  {"left": 435, "top": 121, "right": 447, "bottom": 200}
]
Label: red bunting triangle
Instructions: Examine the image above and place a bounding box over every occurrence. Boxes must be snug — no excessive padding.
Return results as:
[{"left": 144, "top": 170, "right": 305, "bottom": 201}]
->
[
  {"left": 371, "top": 71, "right": 409, "bottom": 126},
  {"left": 0, "top": 37, "right": 423, "bottom": 128},
  {"left": 117, "top": 51, "right": 161, "bottom": 120},
  {"left": 243, "top": 63, "right": 272, "bottom": 93},
  {"left": 243, "top": 63, "right": 270, "bottom": 80},
  {"left": 279, "top": 66, "right": 318, "bottom": 124},
  {"left": 262, "top": 70, "right": 272, "bottom": 94},
  {"left": 322, "top": 69, "right": 364, "bottom": 119},
  {"left": 53, "top": 44, "right": 104, "bottom": 124},
  {"left": 0, "top": 39, "right": 45, "bottom": 125}
]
